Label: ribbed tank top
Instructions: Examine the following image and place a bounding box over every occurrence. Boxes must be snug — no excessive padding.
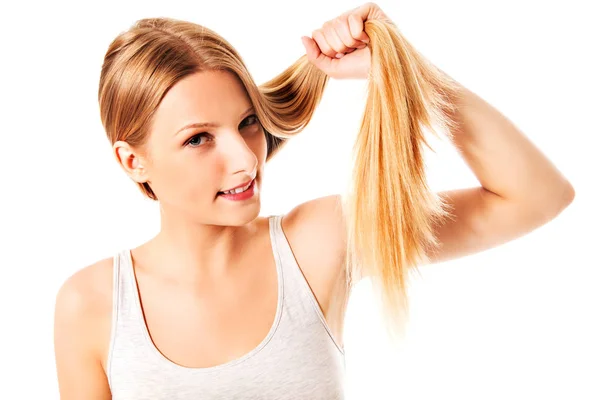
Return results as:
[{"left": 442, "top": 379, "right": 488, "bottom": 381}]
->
[{"left": 106, "top": 214, "right": 346, "bottom": 399}]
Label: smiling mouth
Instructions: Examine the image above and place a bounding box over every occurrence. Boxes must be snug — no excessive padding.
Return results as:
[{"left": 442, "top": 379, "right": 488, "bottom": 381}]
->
[
  {"left": 216, "top": 178, "right": 257, "bottom": 197},
  {"left": 218, "top": 179, "right": 253, "bottom": 195},
  {"left": 216, "top": 179, "right": 257, "bottom": 201}
]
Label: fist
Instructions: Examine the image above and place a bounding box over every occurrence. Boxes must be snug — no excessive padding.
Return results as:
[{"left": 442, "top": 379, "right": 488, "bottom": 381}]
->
[{"left": 301, "top": 2, "right": 392, "bottom": 79}]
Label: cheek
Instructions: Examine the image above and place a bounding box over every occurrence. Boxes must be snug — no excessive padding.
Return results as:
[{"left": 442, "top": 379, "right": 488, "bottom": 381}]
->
[
  {"left": 156, "top": 156, "right": 218, "bottom": 202},
  {"left": 182, "top": 160, "right": 220, "bottom": 196}
]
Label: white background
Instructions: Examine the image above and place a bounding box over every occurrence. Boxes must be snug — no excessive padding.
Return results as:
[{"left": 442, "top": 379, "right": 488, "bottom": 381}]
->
[{"left": 1, "top": 0, "right": 598, "bottom": 398}]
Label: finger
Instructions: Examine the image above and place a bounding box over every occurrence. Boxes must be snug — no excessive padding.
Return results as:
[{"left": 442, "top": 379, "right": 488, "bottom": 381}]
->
[
  {"left": 349, "top": 13, "right": 370, "bottom": 43},
  {"left": 301, "top": 36, "right": 333, "bottom": 70},
  {"left": 323, "top": 26, "right": 348, "bottom": 54},
  {"left": 301, "top": 36, "right": 320, "bottom": 61},
  {"left": 353, "top": 2, "right": 376, "bottom": 22},
  {"left": 312, "top": 29, "right": 337, "bottom": 59},
  {"left": 333, "top": 16, "right": 364, "bottom": 49}
]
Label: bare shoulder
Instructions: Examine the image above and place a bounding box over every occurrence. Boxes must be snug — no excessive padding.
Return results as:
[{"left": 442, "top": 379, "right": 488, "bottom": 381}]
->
[
  {"left": 54, "top": 257, "right": 114, "bottom": 399},
  {"left": 282, "top": 194, "right": 347, "bottom": 281},
  {"left": 54, "top": 257, "right": 114, "bottom": 337},
  {"left": 280, "top": 194, "right": 351, "bottom": 346}
]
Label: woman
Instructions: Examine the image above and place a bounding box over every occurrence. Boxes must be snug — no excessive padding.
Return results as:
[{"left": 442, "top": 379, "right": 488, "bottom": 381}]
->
[{"left": 53, "top": 3, "right": 575, "bottom": 399}]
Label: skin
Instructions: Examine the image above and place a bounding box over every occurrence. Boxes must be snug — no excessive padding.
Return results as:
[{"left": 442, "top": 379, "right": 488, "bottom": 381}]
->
[
  {"left": 54, "top": 3, "right": 575, "bottom": 398},
  {"left": 54, "top": 69, "right": 350, "bottom": 398}
]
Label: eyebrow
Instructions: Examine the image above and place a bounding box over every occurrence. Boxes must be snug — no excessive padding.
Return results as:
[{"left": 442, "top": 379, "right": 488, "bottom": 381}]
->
[{"left": 174, "top": 106, "right": 255, "bottom": 136}]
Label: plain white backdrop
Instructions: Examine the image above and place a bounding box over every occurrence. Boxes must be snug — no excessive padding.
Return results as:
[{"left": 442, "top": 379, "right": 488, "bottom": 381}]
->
[{"left": 0, "top": 0, "right": 598, "bottom": 398}]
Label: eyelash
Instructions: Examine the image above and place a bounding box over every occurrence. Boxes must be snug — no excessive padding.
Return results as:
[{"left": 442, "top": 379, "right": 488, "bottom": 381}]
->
[{"left": 185, "top": 114, "right": 260, "bottom": 148}]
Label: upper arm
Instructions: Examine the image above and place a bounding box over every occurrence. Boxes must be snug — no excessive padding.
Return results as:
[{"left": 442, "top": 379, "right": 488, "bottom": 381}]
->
[
  {"left": 286, "top": 185, "right": 574, "bottom": 282},
  {"left": 426, "top": 185, "right": 574, "bottom": 265},
  {"left": 54, "top": 265, "right": 112, "bottom": 399}
]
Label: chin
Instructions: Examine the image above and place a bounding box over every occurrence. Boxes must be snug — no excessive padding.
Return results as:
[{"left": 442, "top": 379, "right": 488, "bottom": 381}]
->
[{"left": 222, "top": 205, "right": 261, "bottom": 227}]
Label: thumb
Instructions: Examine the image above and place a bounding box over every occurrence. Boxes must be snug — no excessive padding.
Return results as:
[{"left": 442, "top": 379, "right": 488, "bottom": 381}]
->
[{"left": 301, "top": 36, "right": 322, "bottom": 64}]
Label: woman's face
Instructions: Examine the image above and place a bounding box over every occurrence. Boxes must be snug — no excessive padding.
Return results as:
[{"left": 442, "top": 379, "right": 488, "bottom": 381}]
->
[{"left": 137, "top": 70, "right": 267, "bottom": 226}]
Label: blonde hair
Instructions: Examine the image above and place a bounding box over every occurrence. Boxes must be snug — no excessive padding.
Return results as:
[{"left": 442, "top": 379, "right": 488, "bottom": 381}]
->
[{"left": 98, "top": 17, "right": 461, "bottom": 342}]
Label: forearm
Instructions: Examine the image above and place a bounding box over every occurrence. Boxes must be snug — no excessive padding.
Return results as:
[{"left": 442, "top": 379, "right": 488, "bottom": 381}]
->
[{"left": 442, "top": 79, "right": 575, "bottom": 212}]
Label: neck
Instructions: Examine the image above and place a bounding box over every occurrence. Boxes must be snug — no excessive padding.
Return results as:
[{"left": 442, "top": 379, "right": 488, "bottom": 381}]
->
[{"left": 137, "top": 206, "right": 260, "bottom": 284}]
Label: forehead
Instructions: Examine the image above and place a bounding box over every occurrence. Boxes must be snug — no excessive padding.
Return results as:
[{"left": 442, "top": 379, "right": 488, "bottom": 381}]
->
[{"left": 152, "top": 70, "right": 251, "bottom": 135}]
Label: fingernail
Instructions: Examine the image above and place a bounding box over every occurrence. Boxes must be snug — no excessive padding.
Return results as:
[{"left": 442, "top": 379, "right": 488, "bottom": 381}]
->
[{"left": 335, "top": 53, "right": 344, "bottom": 59}]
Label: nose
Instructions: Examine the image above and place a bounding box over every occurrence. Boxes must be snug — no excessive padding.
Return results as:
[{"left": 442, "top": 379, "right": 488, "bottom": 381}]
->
[{"left": 221, "top": 130, "right": 258, "bottom": 178}]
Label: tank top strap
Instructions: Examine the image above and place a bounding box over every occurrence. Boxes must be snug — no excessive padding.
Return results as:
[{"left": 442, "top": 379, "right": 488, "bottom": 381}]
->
[
  {"left": 268, "top": 214, "right": 307, "bottom": 297},
  {"left": 268, "top": 214, "right": 345, "bottom": 355},
  {"left": 106, "top": 249, "right": 149, "bottom": 386},
  {"left": 111, "top": 249, "right": 143, "bottom": 322}
]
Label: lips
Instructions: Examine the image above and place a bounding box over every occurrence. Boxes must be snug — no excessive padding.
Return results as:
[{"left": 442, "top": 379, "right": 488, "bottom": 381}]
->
[
  {"left": 216, "top": 178, "right": 256, "bottom": 201},
  {"left": 218, "top": 178, "right": 254, "bottom": 194},
  {"left": 224, "top": 179, "right": 253, "bottom": 192}
]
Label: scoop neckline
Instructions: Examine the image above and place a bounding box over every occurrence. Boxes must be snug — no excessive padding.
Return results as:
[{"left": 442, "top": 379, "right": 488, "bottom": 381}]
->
[{"left": 124, "top": 215, "right": 284, "bottom": 373}]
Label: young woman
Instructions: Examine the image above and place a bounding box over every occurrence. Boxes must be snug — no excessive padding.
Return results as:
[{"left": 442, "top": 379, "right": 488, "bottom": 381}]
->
[{"left": 53, "top": 3, "right": 575, "bottom": 399}]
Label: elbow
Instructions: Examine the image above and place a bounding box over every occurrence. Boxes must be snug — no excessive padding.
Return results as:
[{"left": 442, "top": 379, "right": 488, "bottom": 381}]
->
[
  {"left": 560, "top": 181, "right": 576, "bottom": 209},
  {"left": 525, "top": 181, "right": 575, "bottom": 226},
  {"left": 547, "top": 181, "right": 576, "bottom": 221},
  {"left": 564, "top": 181, "right": 576, "bottom": 203}
]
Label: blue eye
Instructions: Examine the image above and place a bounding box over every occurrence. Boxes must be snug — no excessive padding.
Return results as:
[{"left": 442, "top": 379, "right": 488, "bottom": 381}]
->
[
  {"left": 184, "top": 115, "right": 259, "bottom": 148},
  {"left": 186, "top": 133, "right": 212, "bottom": 148}
]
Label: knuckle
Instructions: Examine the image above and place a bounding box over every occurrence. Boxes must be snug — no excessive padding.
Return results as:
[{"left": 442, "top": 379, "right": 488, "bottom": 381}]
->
[{"left": 366, "top": 2, "right": 379, "bottom": 12}]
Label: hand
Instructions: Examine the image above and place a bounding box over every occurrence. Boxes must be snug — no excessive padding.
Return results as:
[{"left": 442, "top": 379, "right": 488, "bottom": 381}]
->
[{"left": 301, "top": 2, "right": 392, "bottom": 80}]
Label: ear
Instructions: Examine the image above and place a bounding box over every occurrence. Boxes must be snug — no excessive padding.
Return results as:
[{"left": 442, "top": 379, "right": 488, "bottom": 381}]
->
[{"left": 113, "top": 140, "right": 149, "bottom": 183}]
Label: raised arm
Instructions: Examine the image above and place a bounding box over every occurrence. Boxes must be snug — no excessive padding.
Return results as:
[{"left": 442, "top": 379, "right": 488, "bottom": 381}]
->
[{"left": 423, "top": 79, "right": 575, "bottom": 264}]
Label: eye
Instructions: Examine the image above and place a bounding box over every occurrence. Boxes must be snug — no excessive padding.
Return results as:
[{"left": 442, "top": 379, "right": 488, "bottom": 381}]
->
[
  {"left": 185, "top": 133, "right": 212, "bottom": 148},
  {"left": 241, "top": 114, "right": 259, "bottom": 128}
]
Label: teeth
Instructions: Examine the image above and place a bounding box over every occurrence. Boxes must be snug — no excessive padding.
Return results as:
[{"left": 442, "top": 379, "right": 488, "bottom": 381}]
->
[{"left": 222, "top": 180, "right": 252, "bottom": 195}]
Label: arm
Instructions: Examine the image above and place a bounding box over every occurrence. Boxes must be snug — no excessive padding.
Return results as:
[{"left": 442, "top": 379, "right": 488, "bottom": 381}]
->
[
  {"left": 54, "top": 271, "right": 112, "bottom": 399},
  {"left": 287, "top": 81, "right": 575, "bottom": 273},
  {"left": 293, "top": 1, "right": 575, "bottom": 274},
  {"left": 444, "top": 78, "right": 574, "bottom": 215},
  {"left": 424, "top": 77, "right": 575, "bottom": 264}
]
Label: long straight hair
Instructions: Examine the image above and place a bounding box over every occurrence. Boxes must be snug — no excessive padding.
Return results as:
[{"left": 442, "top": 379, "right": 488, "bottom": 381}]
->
[{"left": 98, "top": 17, "right": 461, "bottom": 342}]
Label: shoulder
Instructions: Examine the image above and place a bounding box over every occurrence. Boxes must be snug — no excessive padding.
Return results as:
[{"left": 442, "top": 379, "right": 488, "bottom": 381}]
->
[
  {"left": 54, "top": 256, "right": 115, "bottom": 369},
  {"left": 55, "top": 256, "right": 114, "bottom": 322},
  {"left": 54, "top": 256, "right": 114, "bottom": 397},
  {"left": 281, "top": 194, "right": 347, "bottom": 278}
]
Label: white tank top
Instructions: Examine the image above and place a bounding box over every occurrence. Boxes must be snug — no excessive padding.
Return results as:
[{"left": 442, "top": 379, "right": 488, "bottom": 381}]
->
[{"left": 106, "top": 214, "right": 347, "bottom": 399}]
